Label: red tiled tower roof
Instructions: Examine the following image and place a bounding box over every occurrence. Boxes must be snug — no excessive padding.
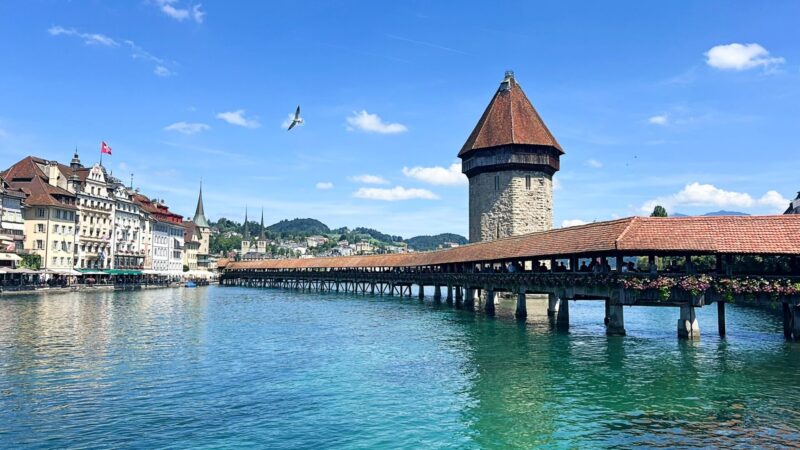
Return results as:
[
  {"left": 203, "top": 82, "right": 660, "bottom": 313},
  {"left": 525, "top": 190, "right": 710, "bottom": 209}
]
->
[{"left": 459, "top": 72, "right": 563, "bottom": 157}]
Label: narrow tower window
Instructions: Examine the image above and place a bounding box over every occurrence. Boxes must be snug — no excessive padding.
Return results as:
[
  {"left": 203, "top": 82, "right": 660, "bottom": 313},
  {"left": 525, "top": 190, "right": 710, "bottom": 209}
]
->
[
  {"left": 496, "top": 222, "right": 500, "bottom": 239},
  {"left": 494, "top": 175, "right": 500, "bottom": 191},
  {"left": 525, "top": 175, "right": 531, "bottom": 190}
]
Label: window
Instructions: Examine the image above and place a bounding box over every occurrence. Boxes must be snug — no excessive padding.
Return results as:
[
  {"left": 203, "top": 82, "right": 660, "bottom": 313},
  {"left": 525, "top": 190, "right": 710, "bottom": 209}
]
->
[
  {"left": 53, "top": 225, "right": 59, "bottom": 234},
  {"left": 52, "top": 241, "right": 58, "bottom": 250},
  {"left": 36, "top": 240, "right": 44, "bottom": 249},
  {"left": 37, "top": 208, "right": 45, "bottom": 218},
  {"left": 36, "top": 224, "right": 45, "bottom": 233},
  {"left": 494, "top": 175, "right": 500, "bottom": 191},
  {"left": 525, "top": 175, "right": 531, "bottom": 190}
]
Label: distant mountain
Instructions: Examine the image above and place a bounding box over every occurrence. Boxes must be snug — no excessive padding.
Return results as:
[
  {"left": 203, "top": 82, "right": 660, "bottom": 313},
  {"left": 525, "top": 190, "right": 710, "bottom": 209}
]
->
[
  {"left": 672, "top": 210, "right": 750, "bottom": 217},
  {"left": 406, "top": 233, "right": 468, "bottom": 251},
  {"left": 268, "top": 218, "right": 330, "bottom": 235}
]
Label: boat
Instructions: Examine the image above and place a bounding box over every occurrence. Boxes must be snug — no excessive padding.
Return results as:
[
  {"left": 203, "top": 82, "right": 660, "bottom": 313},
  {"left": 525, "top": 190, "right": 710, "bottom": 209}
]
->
[{"left": 185, "top": 281, "right": 197, "bottom": 288}]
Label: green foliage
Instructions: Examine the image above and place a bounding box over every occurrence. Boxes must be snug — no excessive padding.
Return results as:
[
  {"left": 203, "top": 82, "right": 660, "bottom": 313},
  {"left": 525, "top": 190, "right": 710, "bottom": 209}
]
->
[
  {"left": 210, "top": 234, "right": 242, "bottom": 255},
  {"left": 406, "top": 233, "right": 468, "bottom": 251},
  {"left": 20, "top": 253, "right": 41, "bottom": 270},
  {"left": 268, "top": 218, "right": 330, "bottom": 235},
  {"left": 183, "top": 265, "right": 189, "bottom": 272},
  {"left": 650, "top": 205, "right": 668, "bottom": 217}
]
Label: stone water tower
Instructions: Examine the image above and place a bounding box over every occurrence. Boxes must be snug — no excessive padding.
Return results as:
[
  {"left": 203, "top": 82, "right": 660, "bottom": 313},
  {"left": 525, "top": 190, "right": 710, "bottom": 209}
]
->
[{"left": 459, "top": 71, "right": 563, "bottom": 242}]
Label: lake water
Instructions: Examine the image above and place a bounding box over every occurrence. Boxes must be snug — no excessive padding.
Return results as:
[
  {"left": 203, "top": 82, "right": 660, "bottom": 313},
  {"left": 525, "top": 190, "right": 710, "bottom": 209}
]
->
[{"left": 1, "top": 286, "right": 799, "bottom": 448}]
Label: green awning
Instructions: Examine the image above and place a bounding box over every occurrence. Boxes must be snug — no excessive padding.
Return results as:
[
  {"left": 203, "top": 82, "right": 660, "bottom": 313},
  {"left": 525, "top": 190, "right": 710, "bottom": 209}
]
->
[
  {"left": 76, "top": 269, "right": 107, "bottom": 275},
  {"left": 106, "top": 269, "right": 143, "bottom": 276}
]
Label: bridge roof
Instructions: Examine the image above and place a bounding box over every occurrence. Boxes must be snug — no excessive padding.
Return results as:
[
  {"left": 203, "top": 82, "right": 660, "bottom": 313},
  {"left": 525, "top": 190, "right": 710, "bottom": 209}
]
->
[{"left": 224, "top": 216, "right": 800, "bottom": 271}]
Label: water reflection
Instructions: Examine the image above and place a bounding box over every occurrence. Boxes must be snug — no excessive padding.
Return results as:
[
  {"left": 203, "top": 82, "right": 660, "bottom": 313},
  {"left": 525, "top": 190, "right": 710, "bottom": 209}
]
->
[{"left": 0, "top": 287, "right": 798, "bottom": 448}]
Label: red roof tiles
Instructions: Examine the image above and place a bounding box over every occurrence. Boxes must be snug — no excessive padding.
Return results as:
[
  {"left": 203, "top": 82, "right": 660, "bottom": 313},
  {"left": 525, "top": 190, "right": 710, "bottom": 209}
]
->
[
  {"left": 226, "top": 216, "right": 800, "bottom": 271},
  {"left": 459, "top": 74, "right": 563, "bottom": 157}
]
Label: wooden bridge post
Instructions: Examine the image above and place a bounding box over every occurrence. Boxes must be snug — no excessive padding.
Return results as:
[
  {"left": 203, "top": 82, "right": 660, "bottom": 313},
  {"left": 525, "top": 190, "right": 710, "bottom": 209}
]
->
[
  {"left": 418, "top": 285, "right": 425, "bottom": 300},
  {"left": 717, "top": 301, "right": 726, "bottom": 338},
  {"left": 678, "top": 303, "right": 700, "bottom": 339},
  {"left": 547, "top": 293, "right": 559, "bottom": 318},
  {"left": 446, "top": 285, "right": 453, "bottom": 304},
  {"left": 485, "top": 287, "right": 496, "bottom": 315},
  {"left": 464, "top": 287, "right": 475, "bottom": 310},
  {"left": 515, "top": 287, "right": 527, "bottom": 319},
  {"left": 606, "top": 290, "right": 626, "bottom": 336},
  {"left": 785, "top": 303, "right": 800, "bottom": 341},
  {"left": 556, "top": 292, "right": 569, "bottom": 330},
  {"left": 433, "top": 285, "right": 442, "bottom": 302},
  {"left": 455, "top": 286, "right": 463, "bottom": 308},
  {"left": 783, "top": 302, "right": 792, "bottom": 339}
]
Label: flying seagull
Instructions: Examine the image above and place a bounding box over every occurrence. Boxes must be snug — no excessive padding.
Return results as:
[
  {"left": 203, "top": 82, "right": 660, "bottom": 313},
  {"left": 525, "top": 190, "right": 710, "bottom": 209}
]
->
[{"left": 287, "top": 106, "right": 303, "bottom": 131}]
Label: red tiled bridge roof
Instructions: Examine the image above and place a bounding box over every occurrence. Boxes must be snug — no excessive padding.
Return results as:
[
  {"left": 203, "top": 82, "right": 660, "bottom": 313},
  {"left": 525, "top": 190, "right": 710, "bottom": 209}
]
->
[{"left": 224, "top": 216, "right": 800, "bottom": 271}]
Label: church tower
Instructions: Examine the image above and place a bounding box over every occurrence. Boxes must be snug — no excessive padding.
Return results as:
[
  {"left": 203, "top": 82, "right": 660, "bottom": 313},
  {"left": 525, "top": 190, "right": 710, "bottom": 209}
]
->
[
  {"left": 459, "top": 71, "right": 563, "bottom": 242},
  {"left": 193, "top": 182, "right": 211, "bottom": 259},
  {"left": 240, "top": 207, "right": 251, "bottom": 257},
  {"left": 256, "top": 208, "right": 268, "bottom": 254}
]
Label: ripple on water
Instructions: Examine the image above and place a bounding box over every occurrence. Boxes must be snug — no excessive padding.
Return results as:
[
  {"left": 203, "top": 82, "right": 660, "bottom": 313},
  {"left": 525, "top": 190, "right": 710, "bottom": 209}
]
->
[{"left": 1, "top": 287, "right": 799, "bottom": 449}]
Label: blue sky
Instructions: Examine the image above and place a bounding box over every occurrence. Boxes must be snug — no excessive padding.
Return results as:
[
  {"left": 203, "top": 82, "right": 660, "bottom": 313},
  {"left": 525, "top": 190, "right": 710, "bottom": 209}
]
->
[{"left": 1, "top": 1, "right": 799, "bottom": 237}]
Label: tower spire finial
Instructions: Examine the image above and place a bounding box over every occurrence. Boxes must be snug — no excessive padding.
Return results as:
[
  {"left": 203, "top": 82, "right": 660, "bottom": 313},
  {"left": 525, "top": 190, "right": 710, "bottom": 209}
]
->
[
  {"left": 192, "top": 180, "right": 210, "bottom": 228},
  {"left": 243, "top": 206, "right": 250, "bottom": 240},
  {"left": 259, "top": 208, "right": 265, "bottom": 240}
]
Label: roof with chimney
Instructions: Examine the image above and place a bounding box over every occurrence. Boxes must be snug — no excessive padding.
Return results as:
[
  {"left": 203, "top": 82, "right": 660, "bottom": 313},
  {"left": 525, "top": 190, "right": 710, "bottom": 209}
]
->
[
  {"left": 1, "top": 156, "right": 77, "bottom": 208},
  {"left": 459, "top": 72, "right": 563, "bottom": 157}
]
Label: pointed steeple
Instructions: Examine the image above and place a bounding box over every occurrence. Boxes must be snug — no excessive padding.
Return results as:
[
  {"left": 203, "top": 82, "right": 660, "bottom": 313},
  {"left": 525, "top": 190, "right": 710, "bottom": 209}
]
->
[
  {"left": 459, "top": 71, "right": 563, "bottom": 157},
  {"left": 259, "top": 208, "right": 266, "bottom": 240},
  {"left": 193, "top": 181, "right": 210, "bottom": 228},
  {"left": 243, "top": 206, "right": 250, "bottom": 239}
]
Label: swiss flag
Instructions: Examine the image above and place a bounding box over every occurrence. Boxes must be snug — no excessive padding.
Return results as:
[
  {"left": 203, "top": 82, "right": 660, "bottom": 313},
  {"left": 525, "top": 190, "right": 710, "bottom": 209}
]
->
[{"left": 101, "top": 141, "right": 113, "bottom": 155}]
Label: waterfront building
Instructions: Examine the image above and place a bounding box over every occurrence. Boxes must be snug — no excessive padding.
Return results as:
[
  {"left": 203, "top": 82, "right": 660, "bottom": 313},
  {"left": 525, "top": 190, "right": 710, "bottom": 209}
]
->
[
  {"left": 0, "top": 175, "right": 26, "bottom": 258},
  {"left": 183, "top": 221, "right": 200, "bottom": 271},
  {"left": 134, "top": 194, "right": 184, "bottom": 275},
  {"left": 1, "top": 157, "right": 78, "bottom": 270},
  {"left": 785, "top": 192, "right": 800, "bottom": 214},
  {"left": 355, "top": 241, "right": 375, "bottom": 255},
  {"left": 67, "top": 154, "right": 116, "bottom": 270},
  {"left": 110, "top": 180, "right": 147, "bottom": 270},
  {"left": 460, "top": 71, "right": 563, "bottom": 242}
]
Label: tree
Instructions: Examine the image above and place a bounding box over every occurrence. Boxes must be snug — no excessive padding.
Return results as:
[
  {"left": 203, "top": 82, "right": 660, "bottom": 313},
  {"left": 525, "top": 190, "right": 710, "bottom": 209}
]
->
[
  {"left": 20, "top": 253, "right": 41, "bottom": 270},
  {"left": 183, "top": 265, "right": 190, "bottom": 272},
  {"left": 650, "top": 205, "right": 668, "bottom": 217}
]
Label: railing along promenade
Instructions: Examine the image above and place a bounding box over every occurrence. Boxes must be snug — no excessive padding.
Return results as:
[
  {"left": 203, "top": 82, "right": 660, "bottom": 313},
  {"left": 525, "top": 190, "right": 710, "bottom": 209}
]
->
[{"left": 220, "top": 216, "right": 800, "bottom": 341}]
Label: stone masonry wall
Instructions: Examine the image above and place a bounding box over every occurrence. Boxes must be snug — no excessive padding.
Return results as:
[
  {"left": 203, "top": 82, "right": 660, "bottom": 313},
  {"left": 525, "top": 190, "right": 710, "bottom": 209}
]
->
[{"left": 468, "top": 170, "right": 553, "bottom": 242}]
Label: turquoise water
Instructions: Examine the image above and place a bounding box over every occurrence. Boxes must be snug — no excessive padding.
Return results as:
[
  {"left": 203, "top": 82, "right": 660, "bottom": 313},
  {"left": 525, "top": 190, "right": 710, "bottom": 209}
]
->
[{"left": 1, "top": 286, "right": 799, "bottom": 449}]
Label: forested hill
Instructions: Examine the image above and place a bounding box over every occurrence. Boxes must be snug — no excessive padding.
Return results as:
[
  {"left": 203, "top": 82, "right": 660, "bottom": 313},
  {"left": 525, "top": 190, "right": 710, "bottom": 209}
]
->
[
  {"left": 209, "top": 217, "right": 466, "bottom": 254},
  {"left": 268, "top": 218, "right": 330, "bottom": 235},
  {"left": 405, "top": 233, "right": 469, "bottom": 251}
]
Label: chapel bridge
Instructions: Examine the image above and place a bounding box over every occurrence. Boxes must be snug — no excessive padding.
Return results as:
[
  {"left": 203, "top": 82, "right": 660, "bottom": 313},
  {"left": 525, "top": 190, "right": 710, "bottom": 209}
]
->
[{"left": 220, "top": 216, "right": 800, "bottom": 341}]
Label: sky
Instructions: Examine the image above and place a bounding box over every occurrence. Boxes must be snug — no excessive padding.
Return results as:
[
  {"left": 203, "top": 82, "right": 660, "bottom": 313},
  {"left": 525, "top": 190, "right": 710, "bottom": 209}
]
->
[{"left": 1, "top": 1, "right": 799, "bottom": 238}]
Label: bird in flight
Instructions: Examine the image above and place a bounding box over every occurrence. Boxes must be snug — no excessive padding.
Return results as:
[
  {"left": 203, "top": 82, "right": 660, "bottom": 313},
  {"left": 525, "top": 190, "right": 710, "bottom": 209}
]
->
[{"left": 287, "top": 106, "right": 303, "bottom": 131}]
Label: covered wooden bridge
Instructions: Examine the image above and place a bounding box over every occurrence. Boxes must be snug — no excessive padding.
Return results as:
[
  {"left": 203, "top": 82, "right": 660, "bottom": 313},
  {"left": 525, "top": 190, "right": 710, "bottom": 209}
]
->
[{"left": 220, "top": 216, "right": 800, "bottom": 340}]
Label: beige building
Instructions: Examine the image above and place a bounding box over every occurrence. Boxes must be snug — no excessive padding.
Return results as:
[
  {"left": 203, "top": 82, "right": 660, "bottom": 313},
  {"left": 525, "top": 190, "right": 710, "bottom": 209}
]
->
[
  {"left": 183, "top": 221, "right": 200, "bottom": 271},
  {"left": 2, "top": 157, "right": 78, "bottom": 270},
  {"left": 459, "top": 71, "right": 563, "bottom": 242},
  {"left": 111, "top": 180, "right": 147, "bottom": 269},
  {"left": 66, "top": 156, "right": 116, "bottom": 270}
]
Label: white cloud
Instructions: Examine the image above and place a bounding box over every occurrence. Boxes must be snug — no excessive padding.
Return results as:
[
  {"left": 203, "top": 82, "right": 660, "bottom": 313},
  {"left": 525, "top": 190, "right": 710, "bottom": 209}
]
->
[
  {"left": 648, "top": 114, "right": 669, "bottom": 126},
  {"left": 705, "top": 43, "right": 785, "bottom": 71},
  {"left": 402, "top": 162, "right": 466, "bottom": 186},
  {"left": 349, "top": 174, "right": 389, "bottom": 185},
  {"left": 47, "top": 26, "right": 118, "bottom": 47},
  {"left": 641, "top": 182, "right": 790, "bottom": 214},
  {"left": 561, "top": 219, "right": 588, "bottom": 228},
  {"left": 585, "top": 159, "right": 603, "bottom": 169},
  {"left": 164, "top": 121, "right": 210, "bottom": 134},
  {"left": 346, "top": 110, "right": 408, "bottom": 134},
  {"left": 216, "top": 110, "right": 260, "bottom": 128},
  {"left": 353, "top": 186, "right": 439, "bottom": 201},
  {"left": 316, "top": 182, "right": 334, "bottom": 190},
  {"left": 153, "top": 65, "right": 172, "bottom": 77},
  {"left": 154, "top": 1, "right": 205, "bottom": 24}
]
